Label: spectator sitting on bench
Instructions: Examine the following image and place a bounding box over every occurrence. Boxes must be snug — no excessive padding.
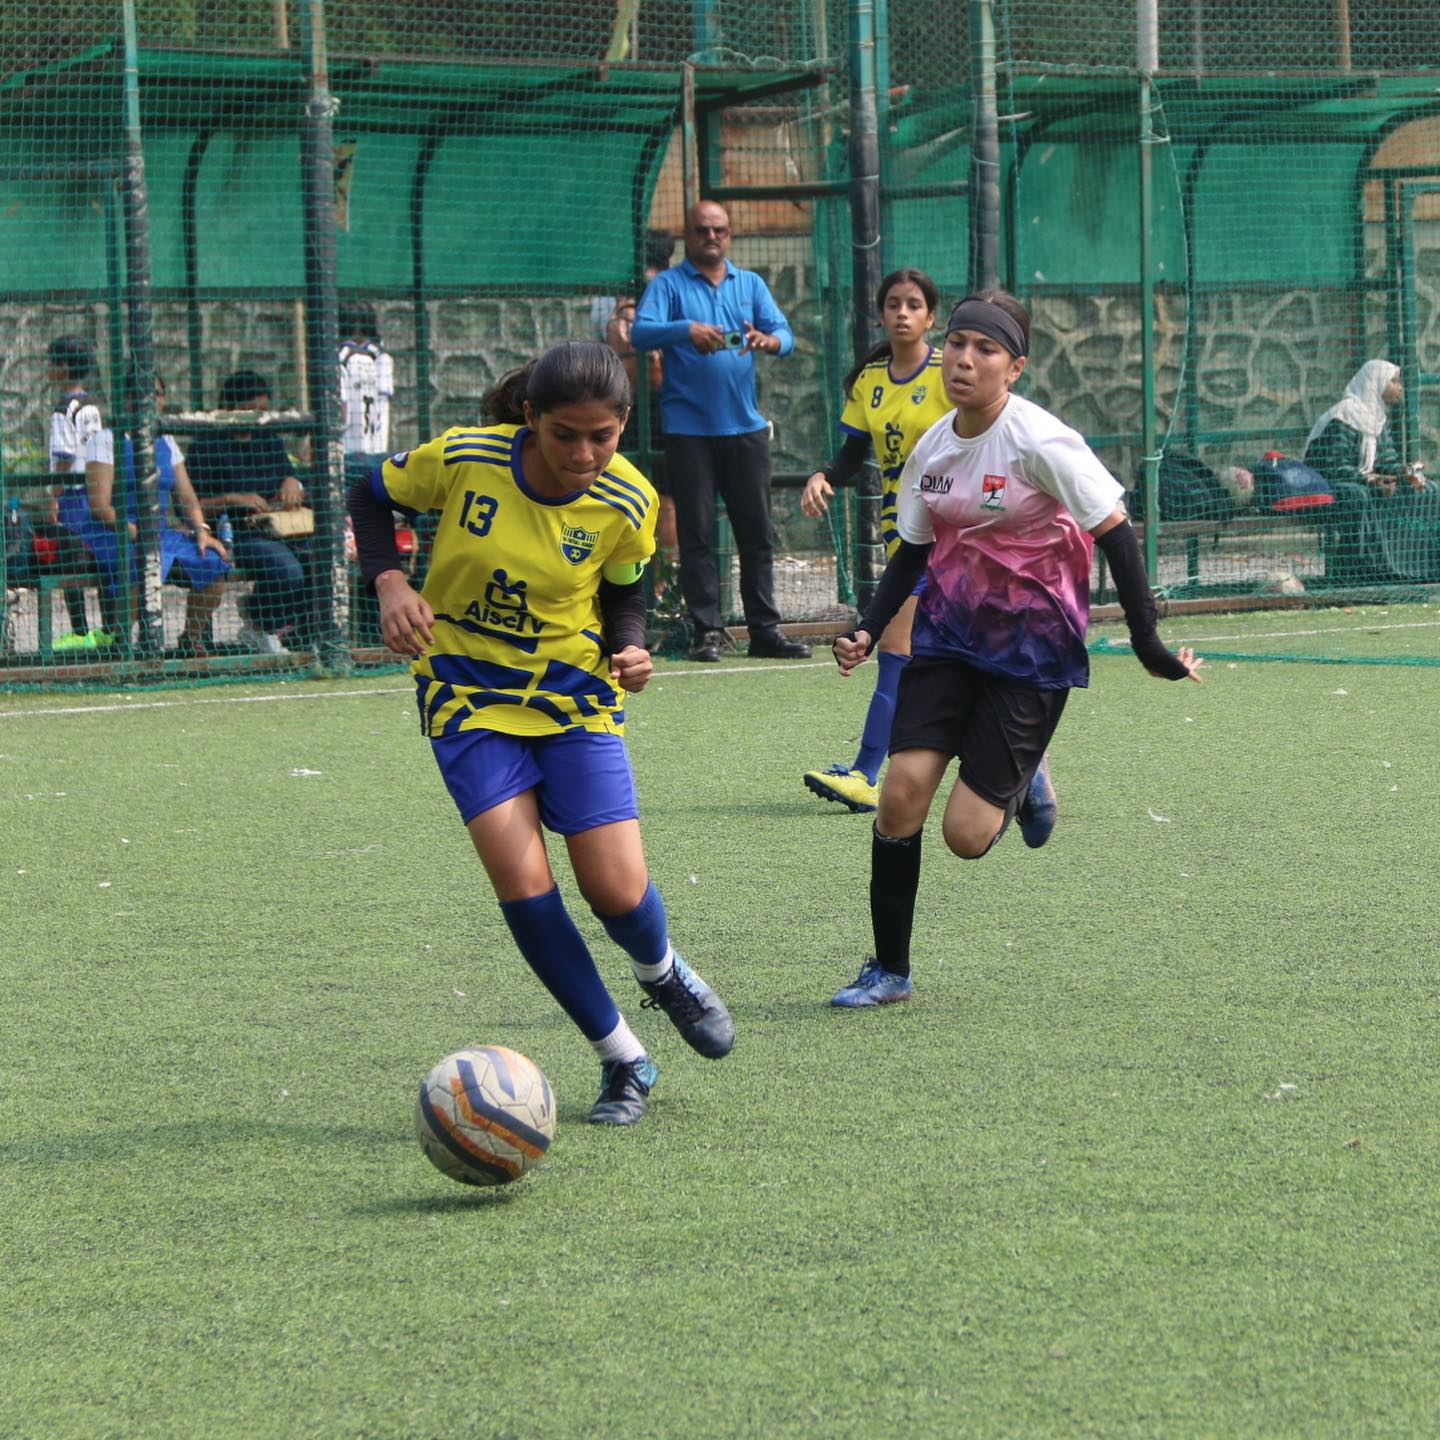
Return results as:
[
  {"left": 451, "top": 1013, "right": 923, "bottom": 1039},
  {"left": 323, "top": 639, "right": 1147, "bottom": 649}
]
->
[
  {"left": 1303, "top": 359, "right": 1440, "bottom": 585},
  {"left": 185, "top": 369, "right": 313, "bottom": 655},
  {"left": 59, "top": 374, "right": 231, "bottom": 659}
]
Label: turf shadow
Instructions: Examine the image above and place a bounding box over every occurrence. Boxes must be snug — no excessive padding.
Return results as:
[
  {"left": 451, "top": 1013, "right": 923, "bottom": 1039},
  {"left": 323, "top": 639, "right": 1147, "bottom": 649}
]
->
[{"left": 350, "top": 1188, "right": 529, "bottom": 1216}]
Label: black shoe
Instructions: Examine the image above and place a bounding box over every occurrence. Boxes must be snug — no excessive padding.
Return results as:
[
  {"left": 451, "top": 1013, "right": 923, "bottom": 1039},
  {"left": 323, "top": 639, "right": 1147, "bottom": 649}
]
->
[
  {"left": 587, "top": 1055, "right": 659, "bottom": 1125},
  {"left": 748, "top": 628, "right": 812, "bottom": 659},
  {"left": 639, "top": 953, "right": 735, "bottom": 1059},
  {"left": 689, "top": 629, "right": 725, "bottom": 662}
]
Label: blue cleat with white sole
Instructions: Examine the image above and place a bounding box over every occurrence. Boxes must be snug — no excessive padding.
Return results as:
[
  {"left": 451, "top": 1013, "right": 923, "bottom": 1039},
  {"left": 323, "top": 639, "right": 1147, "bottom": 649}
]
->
[
  {"left": 1017, "top": 753, "right": 1058, "bottom": 849},
  {"left": 830, "top": 956, "right": 912, "bottom": 1008}
]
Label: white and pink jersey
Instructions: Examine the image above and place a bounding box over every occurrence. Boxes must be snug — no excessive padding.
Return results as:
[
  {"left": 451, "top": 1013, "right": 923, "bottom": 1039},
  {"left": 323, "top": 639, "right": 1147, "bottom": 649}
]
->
[{"left": 896, "top": 392, "right": 1123, "bottom": 690}]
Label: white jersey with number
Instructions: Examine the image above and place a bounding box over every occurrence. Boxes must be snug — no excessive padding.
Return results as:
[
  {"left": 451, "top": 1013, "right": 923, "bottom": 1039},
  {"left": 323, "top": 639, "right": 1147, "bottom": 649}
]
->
[
  {"left": 339, "top": 341, "right": 394, "bottom": 455},
  {"left": 50, "top": 391, "right": 104, "bottom": 473}
]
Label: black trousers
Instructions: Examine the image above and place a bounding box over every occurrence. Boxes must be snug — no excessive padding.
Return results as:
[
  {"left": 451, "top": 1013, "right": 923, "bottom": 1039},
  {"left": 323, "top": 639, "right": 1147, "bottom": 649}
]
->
[{"left": 662, "top": 429, "right": 781, "bottom": 635}]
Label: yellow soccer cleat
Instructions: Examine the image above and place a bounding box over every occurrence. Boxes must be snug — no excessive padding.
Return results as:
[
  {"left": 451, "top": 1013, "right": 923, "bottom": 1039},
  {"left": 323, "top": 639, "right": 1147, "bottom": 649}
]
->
[{"left": 803, "top": 764, "right": 878, "bottom": 814}]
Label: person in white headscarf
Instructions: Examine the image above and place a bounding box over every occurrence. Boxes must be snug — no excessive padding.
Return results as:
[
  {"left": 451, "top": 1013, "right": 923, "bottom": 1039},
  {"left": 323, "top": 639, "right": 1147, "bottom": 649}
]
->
[{"left": 1304, "top": 359, "right": 1439, "bottom": 583}]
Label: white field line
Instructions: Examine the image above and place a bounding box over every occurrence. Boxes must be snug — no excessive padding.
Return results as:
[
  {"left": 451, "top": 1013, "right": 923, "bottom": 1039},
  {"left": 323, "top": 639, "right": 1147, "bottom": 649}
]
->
[
  {"left": 0, "top": 661, "right": 838, "bottom": 720},
  {"left": 1109, "top": 618, "right": 1440, "bottom": 648},
  {"left": 3, "top": 619, "right": 1436, "bottom": 721}
]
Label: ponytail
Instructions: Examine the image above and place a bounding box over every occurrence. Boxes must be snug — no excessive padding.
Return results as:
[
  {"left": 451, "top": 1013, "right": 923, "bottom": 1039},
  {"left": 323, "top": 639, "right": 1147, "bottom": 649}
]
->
[
  {"left": 843, "top": 339, "right": 895, "bottom": 399},
  {"left": 482, "top": 364, "right": 534, "bottom": 425}
]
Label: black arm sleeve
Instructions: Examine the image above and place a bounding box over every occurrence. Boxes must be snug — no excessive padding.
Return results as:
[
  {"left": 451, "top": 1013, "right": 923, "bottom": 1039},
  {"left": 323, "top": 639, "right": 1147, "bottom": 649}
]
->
[
  {"left": 819, "top": 432, "right": 873, "bottom": 487},
  {"left": 855, "top": 540, "right": 932, "bottom": 642},
  {"left": 1094, "top": 520, "right": 1191, "bottom": 680},
  {"left": 347, "top": 470, "right": 405, "bottom": 588},
  {"left": 598, "top": 578, "right": 648, "bottom": 655}
]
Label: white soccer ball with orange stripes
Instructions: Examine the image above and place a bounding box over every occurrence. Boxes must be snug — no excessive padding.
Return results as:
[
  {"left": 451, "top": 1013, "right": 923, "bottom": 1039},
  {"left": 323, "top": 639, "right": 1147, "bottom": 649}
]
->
[{"left": 415, "top": 1045, "right": 556, "bottom": 1186}]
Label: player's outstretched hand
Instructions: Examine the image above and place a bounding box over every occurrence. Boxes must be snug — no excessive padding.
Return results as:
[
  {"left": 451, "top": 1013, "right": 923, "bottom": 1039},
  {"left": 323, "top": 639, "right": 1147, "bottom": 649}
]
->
[
  {"left": 801, "top": 471, "right": 833, "bottom": 518},
  {"left": 833, "top": 629, "right": 872, "bottom": 676},
  {"left": 610, "top": 645, "right": 653, "bottom": 693},
  {"left": 375, "top": 571, "right": 435, "bottom": 658},
  {"left": 1153, "top": 644, "right": 1204, "bottom": 683}
]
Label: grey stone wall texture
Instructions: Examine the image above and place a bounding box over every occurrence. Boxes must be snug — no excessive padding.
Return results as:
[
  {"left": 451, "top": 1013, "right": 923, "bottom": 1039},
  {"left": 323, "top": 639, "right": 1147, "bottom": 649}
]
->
[{"left": 5, "top": 226, "right": 1436, "bottom": 497}]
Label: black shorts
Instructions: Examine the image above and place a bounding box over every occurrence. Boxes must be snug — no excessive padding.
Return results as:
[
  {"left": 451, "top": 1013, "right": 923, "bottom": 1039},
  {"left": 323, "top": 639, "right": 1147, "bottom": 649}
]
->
[{"left": 890, "top": 655, "right": 1069, "bottom": 809}]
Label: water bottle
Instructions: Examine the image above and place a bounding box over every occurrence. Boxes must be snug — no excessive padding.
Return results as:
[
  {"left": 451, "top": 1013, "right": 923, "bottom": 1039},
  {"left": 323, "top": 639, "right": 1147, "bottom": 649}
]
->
[{"left": 216, "top": 512, "right": 234, "bottom": 548}]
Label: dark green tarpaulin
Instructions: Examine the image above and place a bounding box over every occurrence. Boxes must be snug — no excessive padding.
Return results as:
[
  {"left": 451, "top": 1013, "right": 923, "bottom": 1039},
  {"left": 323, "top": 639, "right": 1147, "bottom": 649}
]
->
[{"left": 0, "top": 42, "right": 824, "bottom": 297}]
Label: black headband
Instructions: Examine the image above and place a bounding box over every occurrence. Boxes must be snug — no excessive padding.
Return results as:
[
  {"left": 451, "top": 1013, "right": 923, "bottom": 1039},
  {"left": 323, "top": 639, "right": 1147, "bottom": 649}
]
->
[{"left": 945, "top": 299, "right": 1028, "bottom": 358}]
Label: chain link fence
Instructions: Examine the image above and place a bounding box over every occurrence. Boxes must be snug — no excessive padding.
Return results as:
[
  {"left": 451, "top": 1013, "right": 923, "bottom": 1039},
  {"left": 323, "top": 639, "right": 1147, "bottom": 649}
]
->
[{"left": 4, "top": 2, "right": 1439, "bottom": 682}]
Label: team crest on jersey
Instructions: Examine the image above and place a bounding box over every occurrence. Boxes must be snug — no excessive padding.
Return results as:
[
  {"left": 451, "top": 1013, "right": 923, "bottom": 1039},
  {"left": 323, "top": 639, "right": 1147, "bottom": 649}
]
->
[
  {"left": 559, "top": 523, "right": 599, "bottom": 565},
  {"left": 981, "top": 473, "right": 1007, "bottom": 509},
  {"left": 910, "top": 385, "right": 929, "bottom": 405},
  {"left": 389, "top": 450, "right": 410, "bottom": 468}
]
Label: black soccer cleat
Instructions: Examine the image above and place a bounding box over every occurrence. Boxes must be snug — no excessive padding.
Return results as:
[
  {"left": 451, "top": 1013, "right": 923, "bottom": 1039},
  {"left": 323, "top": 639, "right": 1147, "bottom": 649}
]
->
[
  {"left": 587, "top": 1055, "right": 660, "bottom": 1126},
  {"left": 639, "top": 953, "right": 735, "bottom": 1059}
]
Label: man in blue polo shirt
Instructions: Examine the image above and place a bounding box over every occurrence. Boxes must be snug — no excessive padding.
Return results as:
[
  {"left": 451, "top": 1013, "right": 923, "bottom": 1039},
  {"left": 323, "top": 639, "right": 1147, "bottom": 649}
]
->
[{"left": 632, "top": 201, "right": 811, "bottom": 662}]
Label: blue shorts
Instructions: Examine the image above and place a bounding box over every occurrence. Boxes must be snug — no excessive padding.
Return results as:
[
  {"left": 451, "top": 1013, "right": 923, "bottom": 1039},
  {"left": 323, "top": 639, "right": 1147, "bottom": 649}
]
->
[
  {"left": 431, "top": 727, "right": 639, "bottom": 835},
  {"left": 58, "top": 488, "right": 230, "bottom": 596}
]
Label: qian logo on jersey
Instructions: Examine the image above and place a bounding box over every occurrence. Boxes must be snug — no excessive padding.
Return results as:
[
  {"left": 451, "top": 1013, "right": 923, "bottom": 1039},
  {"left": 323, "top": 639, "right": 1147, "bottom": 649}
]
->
[
  {"left": 389, "top": 450, "right": 410, "bottom": 468},
  {"left": 919, "top": 472, "right": 953, "bottom": 494},
  {"left": 559, "top": 523, "right": 599, "bottom": 565},
  {"left": 910, "top": 385, "right": 928, "bottom": 405},
  {"left": 981, "top": 473, "right": 1007, "bottom": 510},
  {"left": 461, "top": 568, "right": 544, "bottom": 652}
]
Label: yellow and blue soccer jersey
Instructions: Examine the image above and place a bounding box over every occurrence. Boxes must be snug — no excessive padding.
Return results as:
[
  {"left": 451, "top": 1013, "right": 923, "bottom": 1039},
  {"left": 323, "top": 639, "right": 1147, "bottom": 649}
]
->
[
  {"left": 838, "top": 346, "right": 950, "bottom": 556},
  {"left": 377, "top": 424, "right": 657, "bottom": 738}
]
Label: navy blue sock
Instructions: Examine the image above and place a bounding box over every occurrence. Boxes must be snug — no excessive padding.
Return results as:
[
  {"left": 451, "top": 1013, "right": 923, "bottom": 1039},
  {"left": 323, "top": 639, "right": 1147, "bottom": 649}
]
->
[
  {"left": 853, "top": 650, "right": 908, "bottom": 783},
  {"left": 596, "top": 881, "right": 672, "bottom": 979},
  {"left": 499, "top": 888, "right": 620, "bottom": 1042}
]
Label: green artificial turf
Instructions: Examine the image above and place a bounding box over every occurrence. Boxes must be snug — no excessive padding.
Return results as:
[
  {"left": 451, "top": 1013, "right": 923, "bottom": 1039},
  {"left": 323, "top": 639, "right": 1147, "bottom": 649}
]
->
[{"left": 4, "top": 617, "right": 1439, "bottom": 1438}]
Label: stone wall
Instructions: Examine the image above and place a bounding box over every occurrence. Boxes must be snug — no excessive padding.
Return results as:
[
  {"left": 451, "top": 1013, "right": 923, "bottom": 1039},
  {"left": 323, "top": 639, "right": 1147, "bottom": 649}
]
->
[{"left": 5, "top": 225, "right": 1436, "bottom": 492}]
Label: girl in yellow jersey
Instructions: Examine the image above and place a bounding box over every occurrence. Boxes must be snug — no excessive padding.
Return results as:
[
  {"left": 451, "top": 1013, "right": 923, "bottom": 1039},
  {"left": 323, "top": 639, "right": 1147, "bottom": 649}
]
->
[
  {"left": 800, "top": 268, "right": 950, "bottom": 814},
  {"left": 348, "top": 341, "right": 733, "bottom": 1128}
]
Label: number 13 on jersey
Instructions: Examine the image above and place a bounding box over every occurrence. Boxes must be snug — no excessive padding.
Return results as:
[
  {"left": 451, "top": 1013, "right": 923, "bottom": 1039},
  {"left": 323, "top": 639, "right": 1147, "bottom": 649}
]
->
[{"left": 460, "top": 491, "right": 499, "bottom": 537}]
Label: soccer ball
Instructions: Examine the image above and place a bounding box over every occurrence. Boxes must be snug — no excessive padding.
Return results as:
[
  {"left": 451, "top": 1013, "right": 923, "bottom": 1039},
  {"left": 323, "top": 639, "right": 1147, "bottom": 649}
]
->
[{"left": 415, "top": 1045, "right": 556, "bottom": 1187}]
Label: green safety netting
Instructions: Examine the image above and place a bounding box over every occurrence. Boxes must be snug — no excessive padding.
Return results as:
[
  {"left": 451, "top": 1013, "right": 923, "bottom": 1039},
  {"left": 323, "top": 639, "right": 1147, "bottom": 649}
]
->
[
  {"left": 0, "top": 43, "right": 827, "bottom": 298},
  {"left": 3, "top": 2, "right": 1440, "bottom": 684}
]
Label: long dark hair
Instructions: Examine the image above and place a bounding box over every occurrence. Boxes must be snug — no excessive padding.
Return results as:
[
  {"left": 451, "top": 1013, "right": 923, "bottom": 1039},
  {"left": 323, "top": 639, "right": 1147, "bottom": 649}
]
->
[
  {"left": 842, "top": 267, "right": 941, "bottom": 396},
  {"left": 483, "top": 341, "right": 632, "bottom": 425}
]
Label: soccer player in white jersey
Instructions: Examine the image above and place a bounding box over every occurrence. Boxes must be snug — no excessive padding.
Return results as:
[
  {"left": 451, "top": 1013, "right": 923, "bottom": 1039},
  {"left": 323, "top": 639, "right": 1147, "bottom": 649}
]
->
[
  {"left": 798, "top": 267, "right": 950, "bottom": 814},
  {"left": 348, "top": 341, "right": 733, "bottom": 1126},
  {"left": 338, "top": 301, "right": 394, "bottom": 464},
  {"left": 46, "top": 335, "right": 110, "bottom": 646},
  {"left": 828, "top": 290, "right": 1203, "bottom": 1007}
]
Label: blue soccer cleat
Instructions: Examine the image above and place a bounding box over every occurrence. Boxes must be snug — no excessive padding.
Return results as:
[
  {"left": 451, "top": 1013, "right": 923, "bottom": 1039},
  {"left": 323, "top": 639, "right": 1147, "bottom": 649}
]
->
[
  {"left": 1017, "top": 753, "right": 1058, "bottom": 849},
  {"left": 587, "top": 1055, "right": 660, "bottom": 1126},
  {"left": 830, "top": 956, "right": 912, "bottom": 1008},
  {"left": 639, "top": 953, "right": 735, "bottom": 1059}
]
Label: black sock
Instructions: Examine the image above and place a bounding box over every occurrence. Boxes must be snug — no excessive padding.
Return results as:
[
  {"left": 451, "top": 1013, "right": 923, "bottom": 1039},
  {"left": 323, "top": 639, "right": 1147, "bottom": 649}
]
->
[{"left": 870, "top": 824, "right": 922, "bottom": 978}]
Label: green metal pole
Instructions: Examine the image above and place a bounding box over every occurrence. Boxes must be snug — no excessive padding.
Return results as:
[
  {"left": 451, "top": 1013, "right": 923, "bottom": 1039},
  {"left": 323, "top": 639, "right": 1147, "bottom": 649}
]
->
[
  {"left": 121, "top": 0, "right": 162, "bottom": 659},
  {"left": 849, "top": 0, "right": 883, "bottom": 612},
  {"left": 300, "top": 0, "right": 349, "bottom": 673},
  {"left": 1138, "top": 0, "right": 1160, "bottom": 577},
  {"left": 875, "top": 0, "right": 893, "bottom": 272},
  {"left": 968, "top": 0, "right": 1000, "bottom": 290}
]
